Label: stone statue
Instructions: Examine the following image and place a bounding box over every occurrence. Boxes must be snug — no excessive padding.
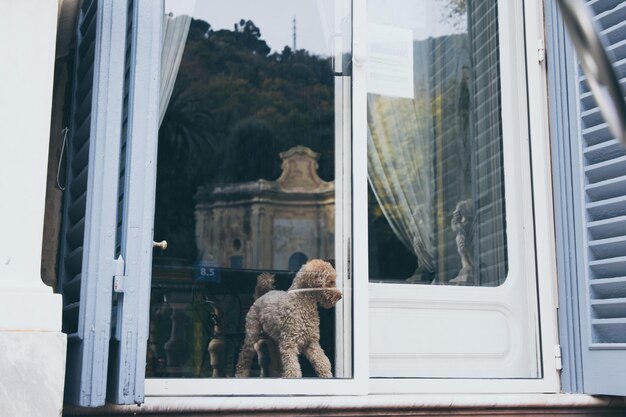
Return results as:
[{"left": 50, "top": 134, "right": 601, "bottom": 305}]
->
[{"left": 449, "top": 199, "right": 474, "bottom": 284}]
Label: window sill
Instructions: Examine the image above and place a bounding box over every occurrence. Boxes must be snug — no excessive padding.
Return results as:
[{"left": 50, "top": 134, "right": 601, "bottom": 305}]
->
[{"left": 64, "top": 393, "right": 626, "bottom": 416}]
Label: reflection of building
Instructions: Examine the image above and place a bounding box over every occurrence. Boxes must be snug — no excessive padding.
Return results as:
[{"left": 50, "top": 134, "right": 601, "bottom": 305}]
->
[
  {"left": 414, "top": 8, "right": 506, "bottom": 286},
  {"left": 417, "top": 33, "right": 472, "bottom": 283},
  {"left": 195, "top": 146, "right": 335, "bottom": 271}
]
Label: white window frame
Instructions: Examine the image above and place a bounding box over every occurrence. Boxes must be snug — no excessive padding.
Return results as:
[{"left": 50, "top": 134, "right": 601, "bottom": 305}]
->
[
  {"left": 144, "top": 0, "right": 560, "bottom": 397},
  {"left": 365, "top": 0, "right": 559, "bottom": 394},
  {"left": 145, "top": 0, "right": 368, "bottom": 397}
]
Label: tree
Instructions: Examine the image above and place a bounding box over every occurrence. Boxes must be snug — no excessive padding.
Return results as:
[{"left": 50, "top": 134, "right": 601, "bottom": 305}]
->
[{"left": 155, "top": 18, "right": 335, "bottom": 261}]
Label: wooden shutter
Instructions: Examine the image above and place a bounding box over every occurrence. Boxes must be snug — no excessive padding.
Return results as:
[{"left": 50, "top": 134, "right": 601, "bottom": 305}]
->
[
  {"left": 574, "top": 0, "right": 626, "bottom": 396},
  {"left": 107, "top": 0, "right": 162, "bottom": 405},
  {"left": 58, "top": 0, "right": 161, "bottom": 406},
  {"left": 58, "top": 0, "right": 129, "bottom": 407}
]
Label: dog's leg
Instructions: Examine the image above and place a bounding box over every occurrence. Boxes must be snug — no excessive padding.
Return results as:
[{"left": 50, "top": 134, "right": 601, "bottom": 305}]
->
[
  {"left": 303, "top": 343, "right": 332, "bottom": 378},
  {"left": 278, "top": 344, "right": 302, "bottom": 378},
  {"left": 235, "top": 310, "right": 261, "bottom": 378}
]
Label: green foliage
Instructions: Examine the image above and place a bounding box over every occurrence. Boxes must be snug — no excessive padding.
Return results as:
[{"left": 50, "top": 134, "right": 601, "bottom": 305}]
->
[
  {"left": 155, "top": 18, "right": 335, "bottom": 260},
  {"left": 438, "top": 0, "right": 467, "bottom": 30}
]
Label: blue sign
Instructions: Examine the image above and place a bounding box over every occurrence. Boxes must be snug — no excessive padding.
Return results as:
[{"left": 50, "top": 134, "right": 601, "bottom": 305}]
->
[{"left": 194, "top": 263, "right": 221, "bottom": 283}]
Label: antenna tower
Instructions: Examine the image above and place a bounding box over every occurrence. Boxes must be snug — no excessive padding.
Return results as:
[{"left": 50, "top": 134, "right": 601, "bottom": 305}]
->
[{"left": 292, "top": 16, "right": 297, "bottom": 50}]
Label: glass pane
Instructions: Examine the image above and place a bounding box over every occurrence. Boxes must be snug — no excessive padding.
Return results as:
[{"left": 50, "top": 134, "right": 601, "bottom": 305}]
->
[
  {"left": 366, "top": 0, "right": 507, "bottom": 287},
  {"left": 148, "top": 0, "right": 351, "bottom": 379}
]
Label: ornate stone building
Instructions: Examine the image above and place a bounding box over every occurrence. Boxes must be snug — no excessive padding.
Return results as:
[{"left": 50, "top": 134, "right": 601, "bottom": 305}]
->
[{"left": 195, "top": 146, "right": 335, "bottom": 271}]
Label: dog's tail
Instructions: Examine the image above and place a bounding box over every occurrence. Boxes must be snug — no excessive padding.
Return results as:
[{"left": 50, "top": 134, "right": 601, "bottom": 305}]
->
[{"left": 254, "top": 272, "right": 275, "bottom": 299}]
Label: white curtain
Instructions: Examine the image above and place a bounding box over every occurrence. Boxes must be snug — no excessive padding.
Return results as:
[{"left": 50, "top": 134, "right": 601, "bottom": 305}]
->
[
  {"left": 367, "top": 42, "right": 436, "bottom": 274},
  {"left": 160, "top": 12, "right": 193, "bottom": 125}
]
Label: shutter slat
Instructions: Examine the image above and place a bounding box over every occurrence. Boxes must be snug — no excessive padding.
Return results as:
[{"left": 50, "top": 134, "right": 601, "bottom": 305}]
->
[
  {"left": 586, "top": 195, "right": 626, "bottom": 220},
  {"left": 580, "top": 78, "right": 626, "bottom": 109},
  {"left": 64, "top": 246, "right": 84, "bottom": 275},
  {"left": 600, "top": 17, "right": 626, "bottom": 45},
  {"left": 70, "top": 164, "right": 89, "bottom": 198},
  {"left": 584, "top": 155, "right": 626, "bottom": 183},
  {"left": 592, "top": 298, "right": 626, "bottom": 318},
  {"left": 581, "top": 106, "right": 605, "bottom": 128},
  {"left": 589, "top": 256, "right": 626, "bottom": 278},
  {"left": 71, "top": 139, "right": 91, "bottom": 173},
  {"left": 608, "top": 38, "right": 626, "bottom": 63},
  {"left": 68, "top": 193, "right": 87, "bottom": 222},
  {"left": 581, "top": 122, "right": 612, "bottom": 146},
  {"left": 63, "top": 302, "right": 81, "bottom": 333},
  {"left": 594, "top": 1, "right": 626, "bottom": 30},
  {"left": 586, "top": 175, "right": 626, "bottom": 201},
  {"left": 588, "top": 215, "right": 626, "bottom": 239},
  {"left": 74, "top": 88, "right": 94, "bottom": 124},
  {"left": 62, "top": 273, "right": 83, "bottom": 302},
  {"left": 587, "top": 0, "right": 623, "bottom": 15},
  {"left": 67, "top": 218, "right": 86, "bottom": 249},
  {"left": 81, "top": 0, "right": 96, "bottom": 24},
  {"left": 589, "top": 235, "right": 626, "bottom": 259},
  {"left": 590, "top": 277, "right": 626, "bottom": 299},
  {"left": 76, "top": 54, "right": 95, "bottom": 97},
  {"left": 583, "top": 139, "right": 626, "bottom": 165},
  {"left": 80, "top": 5, "right": 98, "bottom": 38},
  {"left": 74, "top": 114, "right": 92, "bottom": 149},
  {"left": 591, "top": 318, "right": 626, "bottom": 343}
]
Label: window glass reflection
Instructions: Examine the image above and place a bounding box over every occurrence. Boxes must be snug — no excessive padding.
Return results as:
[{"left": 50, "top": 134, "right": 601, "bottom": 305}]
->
[
  {"left": 367, "top": 0, "right": 508, "bottom": 286},
  {"left": 148, "top": 0, "right": 347, "bottom": 379}
]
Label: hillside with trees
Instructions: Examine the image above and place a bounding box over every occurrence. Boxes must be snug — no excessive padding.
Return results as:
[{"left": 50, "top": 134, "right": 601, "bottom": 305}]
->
[{"left": 155, "top": 18, "right": 335, "bottom": 261}]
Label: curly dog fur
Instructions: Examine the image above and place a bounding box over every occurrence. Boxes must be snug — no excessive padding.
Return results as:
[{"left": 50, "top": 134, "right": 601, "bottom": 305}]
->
[{"left": 236, "top": 259, "right": 342, "bottom": 378}]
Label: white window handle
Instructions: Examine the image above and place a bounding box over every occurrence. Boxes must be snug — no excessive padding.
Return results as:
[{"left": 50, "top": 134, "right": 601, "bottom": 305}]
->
[{"left": 153, "top": 240, "right": 168, "bottom": 251}]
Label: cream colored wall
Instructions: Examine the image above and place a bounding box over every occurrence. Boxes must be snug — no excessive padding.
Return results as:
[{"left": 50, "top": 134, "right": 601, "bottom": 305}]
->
[{"left": 0, "top": 1, "right": 66, "bottom": 416}]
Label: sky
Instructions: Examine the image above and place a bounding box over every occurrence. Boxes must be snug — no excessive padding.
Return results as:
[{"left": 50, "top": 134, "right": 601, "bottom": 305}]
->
[
  {"left": 166, "top": 0, "right": 335, "bottom": 56},
  {"left": 165, "top": 0, "right": 465, "bottom": 55}
]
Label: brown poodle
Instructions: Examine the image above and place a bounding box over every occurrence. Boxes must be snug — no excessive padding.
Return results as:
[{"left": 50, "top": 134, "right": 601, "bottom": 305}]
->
[{"left": 235, "top": 259, "right": 342, "bottom": 378}]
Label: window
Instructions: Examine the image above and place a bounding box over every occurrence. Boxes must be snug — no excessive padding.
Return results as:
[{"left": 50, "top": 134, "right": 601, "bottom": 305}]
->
[
  {"left": 57, "top": 0, "right": 562, "bottom": 406},
  {"left": 367, "top": 0, "right": 507, "bottom": 287},
  {"left": 145, "top": 0, "right": 357, "bottom": 394},
  {"left": 365, "top": 0, "right": 546, "bottom": 381}
]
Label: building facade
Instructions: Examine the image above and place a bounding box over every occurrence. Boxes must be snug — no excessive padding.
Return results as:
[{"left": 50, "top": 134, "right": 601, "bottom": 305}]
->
[{"left": 2, "top": 0, "right": 626, "bottom": 416}]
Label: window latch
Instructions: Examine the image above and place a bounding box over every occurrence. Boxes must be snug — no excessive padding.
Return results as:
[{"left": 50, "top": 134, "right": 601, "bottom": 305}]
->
[{"left": 538, "top": 39, "right": 545, "bottom": 63}]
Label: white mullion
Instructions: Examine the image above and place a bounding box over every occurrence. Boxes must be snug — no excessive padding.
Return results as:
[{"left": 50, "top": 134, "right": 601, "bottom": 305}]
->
[
  {"left": 351, "top": 0, "right": 370, "bottom": 391},
  {"left": 522, "top": 0, "right": 560, "bottom": 389}
]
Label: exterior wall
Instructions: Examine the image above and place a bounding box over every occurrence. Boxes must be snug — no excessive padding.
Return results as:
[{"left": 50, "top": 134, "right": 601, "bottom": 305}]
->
[
  {"left": 1, "top": 0, "right": 625, "bottom": 415},
  {"left": 0, "top": 1, "right": 66, "bottom": 416}
]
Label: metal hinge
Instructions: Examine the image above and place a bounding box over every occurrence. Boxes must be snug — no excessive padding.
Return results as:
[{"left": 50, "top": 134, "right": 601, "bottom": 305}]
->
[
  {"left": 113, "top": 255, "right": 126, "bottom": 293},
  {"left": 554, "top": 344, "right": 562, "bottom": 371},
  {"left": 538, "top": 39, "right": 546, "bottom": 62}
]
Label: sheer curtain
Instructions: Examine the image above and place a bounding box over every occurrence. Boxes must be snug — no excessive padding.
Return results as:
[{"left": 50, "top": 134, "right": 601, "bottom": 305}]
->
[
  {"left": 367, "top": 43, "right": 436, "bottom": 277},
  {"left": 160, "top": 7, "right": 193, "bottom": 125}
]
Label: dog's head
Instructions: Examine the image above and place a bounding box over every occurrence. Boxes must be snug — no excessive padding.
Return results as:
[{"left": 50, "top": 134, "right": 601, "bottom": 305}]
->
[{"left": 291, "top": 259, "right": 342, "bottom": 309}]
